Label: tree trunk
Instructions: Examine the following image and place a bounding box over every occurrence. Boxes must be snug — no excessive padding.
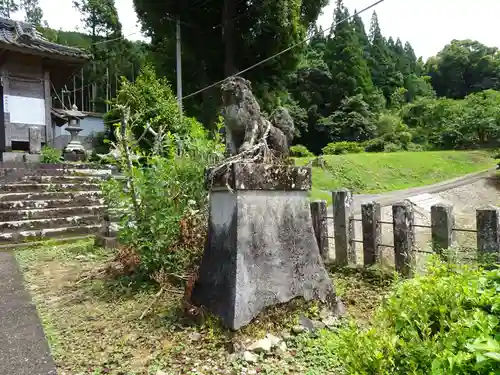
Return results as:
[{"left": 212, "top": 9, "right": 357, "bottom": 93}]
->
[
  {"left": 200, "top": 60, "right": 219, "bottom": 130},
  {"left": 223, "top": 0, "right": 236, "bottom": 77}
]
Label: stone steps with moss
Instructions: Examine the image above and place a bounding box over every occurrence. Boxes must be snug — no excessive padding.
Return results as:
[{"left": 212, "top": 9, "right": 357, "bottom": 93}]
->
[
  {"left": 0, "top": 163, "right": 116, "bottom": 246},
  {"left": 0, "top": 190, "right": 102, "bottom": 202},
  {"left": 0, "top": 183, "right": 102, "bottom": 193},
  {"left": 0, "top": 195, "right": 104, "bottom": 209},
  {"left": 0, "top": 206, "right": 105, "bottom": 221},
  {"left": 15, "top": 175, "right": 105, "bottom": 184},
  {"left": 0, "top": 214, "right": 102, "bottom": 232},
  {"left": 0, "top": 225, "right": 102, "bottom": 244}
]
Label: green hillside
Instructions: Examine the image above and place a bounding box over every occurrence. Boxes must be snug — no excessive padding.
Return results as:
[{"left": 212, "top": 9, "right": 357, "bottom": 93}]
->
[{"left": 295, "top": 150, "right": 496, "bottom": 203}]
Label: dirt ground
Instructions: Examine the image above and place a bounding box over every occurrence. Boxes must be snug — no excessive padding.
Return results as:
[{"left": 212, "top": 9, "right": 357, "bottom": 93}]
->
[{"left": 17, "top": 241, "right": 392, "bottom": 375}]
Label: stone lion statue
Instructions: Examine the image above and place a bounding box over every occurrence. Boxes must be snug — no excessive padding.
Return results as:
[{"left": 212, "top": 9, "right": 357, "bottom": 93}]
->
[{"left": 221, "top": 76, "right": 294, "bottom": 158}]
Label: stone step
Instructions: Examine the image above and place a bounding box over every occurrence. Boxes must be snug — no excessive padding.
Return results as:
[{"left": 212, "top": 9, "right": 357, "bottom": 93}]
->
[
  {"left": 15, "top": 175, "right": 105, "bottom": 184},
  {"left": 0, "top": 183, "right": 101, "bottom": 193},
  {"left": 0, "top": 235, "right": 95, "bottom": 250},
  {"left": 0, "top": 190, "right": 102, "bottom": 202},
  {"left": 0, "top": 196, "right": 104, "bottom": 210},
  {"left": 0, "top": 166, "right": 116, "bottom": 178},
  {"left": 0, "top": 215, "right": 102, "bottom": 232},
  {"left": 0, "top": 225, "right": 101, "bottom": 244},
  {"left": 0, "top": 206, "right": 106, "bottom": 221}
]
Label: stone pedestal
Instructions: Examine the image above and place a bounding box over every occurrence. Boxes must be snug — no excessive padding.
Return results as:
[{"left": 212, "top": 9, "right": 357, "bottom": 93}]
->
[
  {"left": 28, "top": 127, "right": 42, "bottom": 154},
  {"left": 1, "top": 152, "right": 41, "bottom": 163},
  {"left": 63, "top": 126, "right": 86, "bottom": 162},
  {"left": 191, "top": 163, "right": 334, "bottom": 330}
]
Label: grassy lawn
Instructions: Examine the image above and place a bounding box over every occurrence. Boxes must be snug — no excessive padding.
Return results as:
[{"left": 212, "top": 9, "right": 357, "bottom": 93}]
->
[
  {"left": 16, "top": 241, "right": 392, "bottom": 375},
  {"left": 294, "top": 150, "right": 496, "bottom": 203}
]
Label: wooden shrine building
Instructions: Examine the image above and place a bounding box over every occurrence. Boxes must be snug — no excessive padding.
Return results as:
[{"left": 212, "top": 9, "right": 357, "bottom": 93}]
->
[{"left": 0, "top": 17, "right": 89, "bottom": 160}]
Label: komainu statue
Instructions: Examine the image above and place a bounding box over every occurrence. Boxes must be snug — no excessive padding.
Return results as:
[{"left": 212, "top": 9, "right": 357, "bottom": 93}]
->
[{"left": 221, "top": 76, "right": 294, "bottom": 159}]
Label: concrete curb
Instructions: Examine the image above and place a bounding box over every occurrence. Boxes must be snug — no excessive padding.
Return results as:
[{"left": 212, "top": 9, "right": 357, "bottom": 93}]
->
[{"left": 0, "top": 252, "right": 57, "bottom": 375}]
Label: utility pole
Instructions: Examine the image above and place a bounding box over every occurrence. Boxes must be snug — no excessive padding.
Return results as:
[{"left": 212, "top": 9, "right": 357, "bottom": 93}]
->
[
  {"left": 73, "top": 75, "right": 76, "bottom": 107},
  {"left": 81, "top": 68, "right": 84, "bottom": 112},
  {"left": 176, "top": 17, "right": 183, "bottom": 116},
  {"left": 92, "top": 61, "right": 96, "bottom": 112},
  {"left": 106, "top": 66, "right": 109, "bottom": 112}
]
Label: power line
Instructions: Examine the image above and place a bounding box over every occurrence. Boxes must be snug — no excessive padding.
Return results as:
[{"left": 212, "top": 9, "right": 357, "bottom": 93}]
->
[
  {"left": 182, "top": 0, "right": 385, "bottom": 101},
  {"left": 164, "top": 15, "right": 197, "bottom": 29},
  {"left": 91, "top": 30, "right": 143, "bottom": 46}
]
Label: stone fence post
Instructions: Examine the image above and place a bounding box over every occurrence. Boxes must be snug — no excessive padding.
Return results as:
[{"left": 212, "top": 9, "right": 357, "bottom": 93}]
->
[
  {"left": 310, "top": 200, "right": 330, "bottom": 263},
  {"left": 393, "top": 201, "right": 416, "bottom": 278},
  {"left": 430, "top": 203, "right": 455, "bottom": 259},
  {"left": 361, "top": 202, "right": 381, "bottom": 266},
  {"left": 332, "top": 189, "right": 355, "bottom": 266},
  {"left": 476, "top": 207, "right": 500, "bottom": 263}
]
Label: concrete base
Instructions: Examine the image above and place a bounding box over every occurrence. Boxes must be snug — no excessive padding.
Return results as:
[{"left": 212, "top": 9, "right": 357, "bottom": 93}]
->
[
  {"left": 1, "top": 152, "right": 41, "bottom": 163},
  {"left": 192, "top": 163, "right": 334, "bottom": 330},
  {"left": 94, "top": 235, "right": 119, "bottom": 249},
  {"left": 63, "top": 151, "right": 86, "bottom": 162}
]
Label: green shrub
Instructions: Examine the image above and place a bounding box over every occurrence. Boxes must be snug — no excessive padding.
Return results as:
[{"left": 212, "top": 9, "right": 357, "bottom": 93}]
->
[
  {"left": 399, "top": 131, "right": 413, "bottom": 146},
  {"left": 41, "top": 146, "right": 62, "bottom": 163},
  {"left": 375, "top": 112, "right": 407, "bottom": 136},
  {"left": 406, "top": 142, "right": 426, "bottom": 152},
  {"left": 363, "top": 138, "right": 386, "bottom": 152},
  {"left": 89, "top": 131, "right": 110, "bottom": 155},
  {"left": 102, "top": 68, "right": 225, "bottom": 276},
  {"left": 103, "top": 120, "right": 224, "bottom": 276},
  {"left": 337, "top": 261, "right": 500, "bottom": 374},
  {"left": 290, "top": 144, "right": 314, "bottom": 157},
  {"left": 299, "top": 260, "right": 500, "bottom": 374},
  {"left": 322, "top": 141, "right": 364, "bottom": 155},
  {"left": 383, "top": 142, "right": 402, "bottom": 153}
]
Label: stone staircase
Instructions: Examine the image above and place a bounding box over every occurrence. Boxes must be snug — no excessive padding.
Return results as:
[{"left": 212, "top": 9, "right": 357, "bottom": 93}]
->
[{"left": 0, "top": 163, "right": 117, "bottom": 249}]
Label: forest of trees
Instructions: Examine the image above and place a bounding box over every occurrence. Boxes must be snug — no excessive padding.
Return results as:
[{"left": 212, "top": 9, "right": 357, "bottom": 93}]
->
[{"left": 12, "top": 0, "right": 500, "bottom": 154}]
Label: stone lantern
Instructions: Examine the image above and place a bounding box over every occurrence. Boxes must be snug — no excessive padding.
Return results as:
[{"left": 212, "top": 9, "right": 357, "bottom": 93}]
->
[{"left": 62, "top": 104, "right": 87, "bottom": 161}]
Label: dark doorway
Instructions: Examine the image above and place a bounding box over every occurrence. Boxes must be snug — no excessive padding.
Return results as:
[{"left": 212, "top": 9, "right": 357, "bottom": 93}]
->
[{"left": 11, "top": 141, "right": 29, "bottom": 151}]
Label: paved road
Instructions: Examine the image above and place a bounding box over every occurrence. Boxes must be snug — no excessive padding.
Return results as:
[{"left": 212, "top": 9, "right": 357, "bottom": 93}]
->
[
  {"left": 332, "top": 168, "right": 497, "bottom": 214},
  {"left": 0, "top": 251, "right": 57, "bottom": 375}
]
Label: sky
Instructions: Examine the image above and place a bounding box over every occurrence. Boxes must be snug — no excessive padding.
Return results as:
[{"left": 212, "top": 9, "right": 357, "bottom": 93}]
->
[
  {"left": 319, "top": 0, "right": 500, "bottom": 59},
  {"left": 9, "top": 0, "right": 500, "bottom": 60}
]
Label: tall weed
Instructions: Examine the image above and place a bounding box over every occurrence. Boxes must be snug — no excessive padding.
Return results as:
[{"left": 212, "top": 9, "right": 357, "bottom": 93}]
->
[{"left": 101, "top": 67, "right": 225, "bottom": 277}]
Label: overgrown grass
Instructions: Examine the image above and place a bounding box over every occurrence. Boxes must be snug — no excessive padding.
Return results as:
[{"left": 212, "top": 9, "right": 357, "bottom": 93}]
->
[
  {"left": 295, "top": 150, "right": 495, "bottom": 203},
  {"left": 20, "top": 241, "right": 498, "bottom": 374},
  {"left": 16, "top": 241, "right": 392, "bottom": 375},
  {"left": 292, "top": 260, "right": 500, "bottom": 374}
]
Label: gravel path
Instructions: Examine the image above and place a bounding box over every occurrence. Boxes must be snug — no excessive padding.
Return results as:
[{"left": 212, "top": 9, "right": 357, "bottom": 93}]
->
[{"left": 326, "top": 169, "right": 499, "bottom": 265}]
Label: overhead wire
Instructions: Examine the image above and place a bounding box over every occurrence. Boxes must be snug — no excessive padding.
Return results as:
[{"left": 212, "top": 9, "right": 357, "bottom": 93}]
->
[
  {"left": 182, "top": 0, "right": 386, "bottom": 101},
  {"left": 91, "top": 30, "right": 142, "bottom": 46}
]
